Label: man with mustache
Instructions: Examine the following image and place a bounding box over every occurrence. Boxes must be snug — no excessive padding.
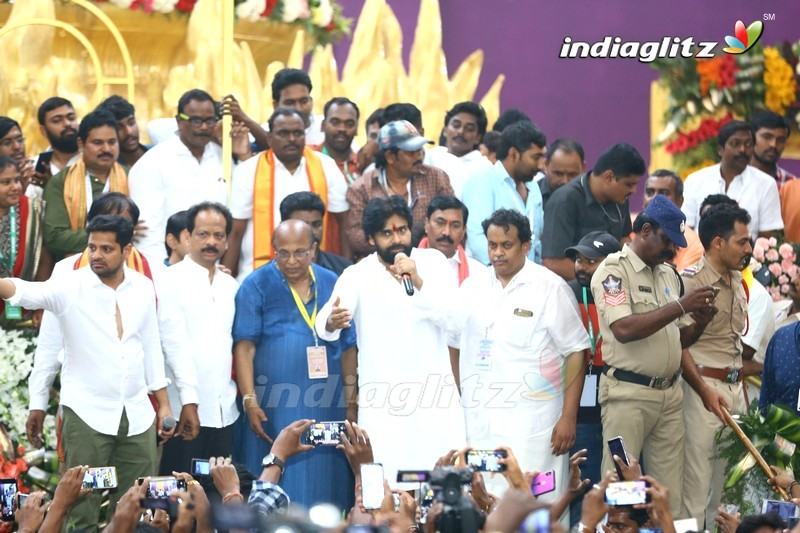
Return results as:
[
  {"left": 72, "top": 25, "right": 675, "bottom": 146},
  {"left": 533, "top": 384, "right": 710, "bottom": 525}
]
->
[
  {"left": 344, "top": 120, "right": 453, "bottom": 260},
  {"left": 592, "top": 194, "right": 718, "bottom": 513},
  {"left": 29, "top": 97, "right": 81, "bottom": 193},
  {"left": 749, "top": 111, "right": 795, "bottom": 189},
  {"left": 225, "top": 108, "right": 349, "bottom": 281},
  {"left": 421, "top": 195, "right": 485, "bottom": 286},
  {"left": 42, "top": 110, "right": 128, "bottom": 261},
  {"left": 682, "top": 120, "right": 783, "bottom": 241},
  {"left": 96, "top": 95, "right": 148, "bottom": 168},
  {"left": 678, "top": 203, "right": 752, "bottom": 528},
  {"left": 157, "top": 201, "right": 239, "bottom": 475}
]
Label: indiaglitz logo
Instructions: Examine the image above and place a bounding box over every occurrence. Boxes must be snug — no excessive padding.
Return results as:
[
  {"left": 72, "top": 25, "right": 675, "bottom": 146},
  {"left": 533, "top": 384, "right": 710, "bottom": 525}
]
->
[
  {"left": 560, "top": 19, "right": 765, "bottom": 63},
  {"left": 722, "top": 20, "right": 764, "bottom": 54}
]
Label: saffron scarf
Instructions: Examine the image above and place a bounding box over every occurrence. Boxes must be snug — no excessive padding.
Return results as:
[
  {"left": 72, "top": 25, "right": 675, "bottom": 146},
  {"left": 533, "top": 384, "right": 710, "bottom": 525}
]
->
[
  {"left": 252, "top": 148, "right": 329, "bottom": 269},
  {"left": 64, "top": 159, "right": 129, "bottom": 230},
  {"left": 418, "top": 237, "right": 470, "bottom": 286}
]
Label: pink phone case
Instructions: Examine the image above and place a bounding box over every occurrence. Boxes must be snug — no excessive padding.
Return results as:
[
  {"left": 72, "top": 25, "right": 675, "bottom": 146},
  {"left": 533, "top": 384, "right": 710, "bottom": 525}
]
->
[{"left": 532, "top": 470, "right": 556, "bottom": 496}]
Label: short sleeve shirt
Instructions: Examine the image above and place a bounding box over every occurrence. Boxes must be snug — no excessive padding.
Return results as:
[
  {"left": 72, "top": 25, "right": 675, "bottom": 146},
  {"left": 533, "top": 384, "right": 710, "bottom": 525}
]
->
[{"left": 591, "top": 245, "right": 682, "bottom": 377}]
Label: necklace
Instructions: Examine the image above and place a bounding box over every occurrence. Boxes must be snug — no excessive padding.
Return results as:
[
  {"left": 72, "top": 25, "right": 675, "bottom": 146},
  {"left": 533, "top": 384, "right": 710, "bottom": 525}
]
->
[{"left": 599, "top": 202, "right": 622, "bottom": 224}]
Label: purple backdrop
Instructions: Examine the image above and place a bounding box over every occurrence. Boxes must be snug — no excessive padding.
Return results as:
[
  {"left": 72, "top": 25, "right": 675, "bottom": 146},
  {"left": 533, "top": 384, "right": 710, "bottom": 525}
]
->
[{"left": 332, "top": 0, "right": 800, "bottom": 191}]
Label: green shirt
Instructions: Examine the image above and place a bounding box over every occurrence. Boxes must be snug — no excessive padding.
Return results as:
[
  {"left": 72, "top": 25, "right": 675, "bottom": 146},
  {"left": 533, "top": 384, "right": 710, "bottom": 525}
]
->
[{"left": 42, "top": 165, "right": 109, "bottom": 261}]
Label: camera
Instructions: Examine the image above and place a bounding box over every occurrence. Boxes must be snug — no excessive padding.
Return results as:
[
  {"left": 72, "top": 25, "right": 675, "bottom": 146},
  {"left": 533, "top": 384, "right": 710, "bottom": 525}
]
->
[{"left": 428, "top": 467, "right": 485, "bottom": 533}]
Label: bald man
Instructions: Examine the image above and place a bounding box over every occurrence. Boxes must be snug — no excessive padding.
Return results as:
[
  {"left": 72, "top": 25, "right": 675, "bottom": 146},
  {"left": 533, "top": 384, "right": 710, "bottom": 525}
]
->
[{"left": 231, "top": 220, "right": 357, "bottom": 511}]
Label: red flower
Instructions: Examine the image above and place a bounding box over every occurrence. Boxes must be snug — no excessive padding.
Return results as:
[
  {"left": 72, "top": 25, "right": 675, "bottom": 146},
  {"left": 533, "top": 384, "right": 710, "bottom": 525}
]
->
[
  {"left": 175, "top": 0, "right": 197, "bottom": 12},
  {"left": 261, "top": 0, "right": 279, "bottom": 17},
  {"left": 674, "top": 134, "right": 690, "bottom": 153},
  {"left": 324, "top": 20, "right": 337, "bottom": 32}
]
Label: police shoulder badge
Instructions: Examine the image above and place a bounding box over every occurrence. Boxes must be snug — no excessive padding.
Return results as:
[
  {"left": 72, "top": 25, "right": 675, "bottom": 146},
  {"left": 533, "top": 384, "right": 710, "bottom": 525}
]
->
[{"left": 602, "top": 275, "right": 626, "bottom": 306}]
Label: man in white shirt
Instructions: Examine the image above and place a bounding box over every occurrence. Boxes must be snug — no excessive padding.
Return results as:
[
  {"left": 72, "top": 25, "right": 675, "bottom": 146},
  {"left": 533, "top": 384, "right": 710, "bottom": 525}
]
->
[
  {"left": 453, "top": 208, "right": 588, "bottom": 500},
  {"left": 225, "top": 108, "right": 349, "bottom": 282},
  {"left": 1, "top": 215, "right": 172, "bottom": 530},
  {"left": 436, "top": 101, "right": 494, "bottom": 194},
  {"left": 682, "top": 120, "right": 784, "bottom": 240},
  {"left": 316, "top": 196, "right": 465, "bottom": 487},
  {"left": 158, "top": 201, "right": 239, "bottom": 475},
  {"left": 128, "top": 89, "right": 233, "bottom": 260}
]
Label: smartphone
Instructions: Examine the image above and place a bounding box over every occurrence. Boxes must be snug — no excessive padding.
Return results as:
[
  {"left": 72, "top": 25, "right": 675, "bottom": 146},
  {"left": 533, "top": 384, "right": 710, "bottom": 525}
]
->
[
  {"left": 520, "top": 507, "right": 550, "bottom": 533},
  {"left": 722, "top": 504, "right": 739, "bottom": 516},
  {"left": 605, "top": 480, "right": 649, "bottom": 506},
  {"left": 360, "top": 463, "right": 384, "bottom": 510},
  {"left": 531, "top": 470, "right": 556, "bottom": 497},
  {"left": 34, "top": 152, "right": 53, "bottom": 176},
  {"left": 396, "top": 470, "right": 430, "bottom": 483},
  {"left": 466, "top": 449, "right": 508, "bottom": 472},
  {"left": 762, "top": 500, "right": 799, "bottom": 525},
  {"left": 146, "top": 476, "right": 187, "bottom": 499},
  {"left": 607, "top": 436, "right": 630, "bottom": 479},
  {"left": 787, "top": 517, "right": 800, "bottom": 529},
  {"left": 0, "top": 478, "right": 18, "bottom": 521},
  {"left": 81, "top": 467, "right": 118, "bottom": 490},
  {"left": 711, "top": 286, "right": 721, "bottom": 299},
  {"left": 191, "top": 458, "right": 210, "bottom": 477},
  {"left": 17, "top": 494, "right": 29, "bottom": 508},
  {"left": 303, "top": 421, "right": 346, "bottom": 446}
]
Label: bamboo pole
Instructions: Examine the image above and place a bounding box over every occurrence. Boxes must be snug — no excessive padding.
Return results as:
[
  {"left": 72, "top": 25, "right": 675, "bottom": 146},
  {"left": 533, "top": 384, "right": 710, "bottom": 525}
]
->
[
  {"left": 222, "top": 0, "right": 233, "bottom": 203},
  {"left": 722, "top": 407, "right": 791, "bottom": 501}
]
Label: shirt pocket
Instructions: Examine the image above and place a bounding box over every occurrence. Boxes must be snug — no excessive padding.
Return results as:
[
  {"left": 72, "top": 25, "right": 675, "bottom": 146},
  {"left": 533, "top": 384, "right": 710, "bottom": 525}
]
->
[{"left": 629, "top": 288, "right": 658, "bottom": 314}]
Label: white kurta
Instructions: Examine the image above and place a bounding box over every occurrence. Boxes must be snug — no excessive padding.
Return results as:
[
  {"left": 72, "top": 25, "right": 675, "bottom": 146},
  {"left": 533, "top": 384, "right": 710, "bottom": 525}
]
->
[
  {"left": 316, "top": 249, "right": 466, "bottom": 485},
  {"left": 454, "top": 260, "right": 589, "bottom": 499}
]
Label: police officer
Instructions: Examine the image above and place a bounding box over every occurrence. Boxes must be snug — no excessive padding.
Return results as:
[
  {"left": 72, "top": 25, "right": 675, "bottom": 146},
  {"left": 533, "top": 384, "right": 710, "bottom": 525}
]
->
[
  {"left": 592, "top": 195, "right": 716, "bottom": 513},
  {"left": 680, "top": 203, "right": 752, "bottom": 527}
]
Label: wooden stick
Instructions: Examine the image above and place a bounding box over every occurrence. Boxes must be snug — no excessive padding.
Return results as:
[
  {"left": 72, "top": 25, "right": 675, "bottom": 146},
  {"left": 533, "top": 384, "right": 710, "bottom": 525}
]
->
[{"left": 722, "top": 407, "right": 791, "bottom": 501}]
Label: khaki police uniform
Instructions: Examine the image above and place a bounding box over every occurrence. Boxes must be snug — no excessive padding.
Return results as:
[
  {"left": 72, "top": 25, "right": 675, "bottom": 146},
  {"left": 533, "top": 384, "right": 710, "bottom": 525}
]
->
[
  {"left": 592, "top": 244, "right": 685, "bottom": 513},
  {"left": 679, "top": 256, "right": 747, "bottom": 527}
]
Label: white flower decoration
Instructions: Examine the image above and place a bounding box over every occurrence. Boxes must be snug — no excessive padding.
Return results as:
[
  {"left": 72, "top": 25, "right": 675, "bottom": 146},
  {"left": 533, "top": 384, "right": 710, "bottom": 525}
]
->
[{"left": 235, "top": 0, "right": 267, "bottom": 22}]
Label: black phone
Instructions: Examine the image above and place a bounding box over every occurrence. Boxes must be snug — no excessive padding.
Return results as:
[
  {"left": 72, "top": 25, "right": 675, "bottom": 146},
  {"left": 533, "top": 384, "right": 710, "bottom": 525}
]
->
[
  {"left": 146, "top": 477, "right": 187, "bottom": 499},
  {"left": 34, "top": 152, "right": 53, "bottom": 175},
  {"left": 191, "top": 458, "right": 210, "bottom": 477},
  {"left": 607, "top": 436, "right": 630, "bottom": 479},
  {"left": 0, "top": 478, "right": 18, "bottom": 522}
]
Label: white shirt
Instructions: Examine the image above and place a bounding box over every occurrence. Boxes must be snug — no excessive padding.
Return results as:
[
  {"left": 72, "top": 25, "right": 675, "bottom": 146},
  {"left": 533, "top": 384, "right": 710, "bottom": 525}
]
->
[
  {"left": 128, "top": 134, "right": 229, "bottom": 260},
  {"left": 12, "top": 267, "right": 168, "bottom": 436},
  {"left": 25, "top": 152, "right": 81, "bottom": 199},
  {"left": 742, "top": 279, "right": 776, "bottom": 364},
  {"left": 446, "top": 250, "right": 487, "bottom": 282},
  {"left": 230, "top": 151, "right": 349, "bottom": 282},
  {"left": 425, "top": 146, "right": 466, "bottom": 198},
  {"left": 682, "top": 164, "right": 784, "bottom": 239},
  {"left": 315, "top": 249, "right": 466, "bottom": 486},
  {"left": 156, "top": 257, "right": 239, "bottom": 427}
]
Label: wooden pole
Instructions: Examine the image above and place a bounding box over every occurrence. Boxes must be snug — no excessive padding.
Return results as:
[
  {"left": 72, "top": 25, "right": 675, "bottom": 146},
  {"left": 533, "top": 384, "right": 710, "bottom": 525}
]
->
[
  {"left": 722, "top": 407, "right": 791, "bottom": 501},
  {"left": 221, "top": 0, "right": 234, "bottom": 204}
]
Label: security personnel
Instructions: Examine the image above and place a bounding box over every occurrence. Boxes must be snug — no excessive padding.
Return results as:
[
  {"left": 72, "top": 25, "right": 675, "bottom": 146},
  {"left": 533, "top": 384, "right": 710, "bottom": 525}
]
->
[
  {"left": 680, "top": 203, "right": 752, "bottom": 527},
  {"left": 592, "top": 195, "right": 716, "bottom": 513}
]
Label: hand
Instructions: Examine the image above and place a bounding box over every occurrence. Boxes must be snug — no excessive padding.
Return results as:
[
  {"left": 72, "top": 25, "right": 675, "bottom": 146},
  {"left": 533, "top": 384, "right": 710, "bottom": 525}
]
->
[
  {"left": 550, "top": 415, "right": 576, "bottom": 456},
  {"left": 217, "top": 263, "right": 233, "bottom": 276},
  {"left": 19, "top": 159, "right": 35, "bottom": 189},
  {"left": 326, "top": 296, "right": 352, "bottom": 332},
  {"left": 219, "top": 94, "right": 248, "bottom": 123},
  {"left": 638, "top": 475, "right": 672, "bottom": 527},
  {"left": 337, "top": 420, "right": 374, "bottom": 477},
  {"left": 434, "top": 449, "right": 459, "bottom": 468},
  {"left": 231, "top": 121, "right": 254, "bottom": 160},
  {"left": 25, "top": 410, "right": 45, "bottom": 449},
  {"left": 51, "top": 465, "right": 91, "bottom": 509},
  {"left": 564, "top": 449, "right": 591, "bottom": 497},
  {"left": 679, "top": 285, "right": 717, "bottom": 314},
  {"left": 768, "top": 465, "right": 795, "bottom": 491},
  {"left": 244, "top": 403, "right": 273, "bottom": 442},
  {"left": 497, "top": 446, "right": 528, "bottom": 491},
  {"left": 689, "top": 304, "right": 718, "bottom": 328},
  {"left": 15, "top": 491, "right": 48, "bottom": 532},
  {"left": 483, "top": 489, "right": 541, "bottom": 533},
  {"left": 133, "top": 220, "right": 149, "bottom": 243},
  {"left": 471, "top": 471, "right": 497, "bottom": 512},
  {"left": 157, "top": 406, "right": 175, "bottom": 444},
  {"left": 271, "top": 419, "right": 315, "bottom": 461},
  {"left": 176, "top": 404, "right": 200, "bottom": 441},
  {"left": 170, "top": 490, "right": 197, "bottom": 533},
  {"left": 390, "top": 253, "right": 422, "bottom": 290},
  {"left": 613, "top": 453, "right": 642, "bottom": 481},
  {"left": 143, "top": 508, "right": 170, "bottom": 533},
  {"left": 109, "top": 478, "right": 149, "bottom": 529},
  {"left": 715, "top": 506, "right": 741, "bottom": 533},
  {"left": 580, "top": 471, "right": 614, "bottom": 529},
  {"left": 700, "top": 386, "right": 730, "bottom": 424},
  {"left": 209, "top": 457, "right": 240, "bottom": 500},
  {"left": 182, "top": 474, "right": 212, "bottom": 532},
  {"left": 423, "top": 502, "right": 444, "bottom": 533},
  {"left": 356, "top": 139, "right": 379, "bottom": 174},
  {"left": 396, "top": 491, "right": 418, "bottom": 527}
]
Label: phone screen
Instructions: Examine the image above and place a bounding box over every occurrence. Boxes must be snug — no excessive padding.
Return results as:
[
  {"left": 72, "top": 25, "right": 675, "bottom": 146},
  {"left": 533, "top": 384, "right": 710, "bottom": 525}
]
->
[
  {"left": 147, "top": 477, "right": 187, "bottom": 499},
  {"left": 607, "top": 436, "right": 629, "bottom": 479},
  {"left": 304, "top": 421, "right": 346, "bottom": 446},
  {"left": 360, "top": 463, "right": 384, "bottom": 510},
  {"left": 520, "top": 507, "right": 550, "bottom": 533},
  {"left": 191, "top": 459, "right": 210, "bottom": 476},
  {"left": 466, "top": 449, "right": 508, "bottom": 472},
  {"left": 0, "top": 478, "right": 17, "bottom": 521},
  {"left": 531, "top": 470, "right": 556, "bottom": 496},
  {"left": 762, "top": 500, "right": 799, "bottom": 525},
  {"left": 605, "top": 481, "right": 648, "bottom": 506},
  {"left": 34, "top": 152, "right": 53, "bottom": 176},
  {"left": 81, "top": 467, "right": 118, "bottom": 490},
  {"left": 396, "top": 470, "right": 430, "bottom": 483}
]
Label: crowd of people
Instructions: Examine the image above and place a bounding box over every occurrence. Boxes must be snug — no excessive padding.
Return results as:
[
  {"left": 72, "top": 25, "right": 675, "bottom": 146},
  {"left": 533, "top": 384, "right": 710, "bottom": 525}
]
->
[{"left": 1, "top": 65, "right": 799, "bottom": 532}]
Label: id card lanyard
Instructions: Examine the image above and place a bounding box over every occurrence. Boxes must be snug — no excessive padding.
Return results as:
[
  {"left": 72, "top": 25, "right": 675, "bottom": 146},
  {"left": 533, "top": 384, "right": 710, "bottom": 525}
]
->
[
  {"left": 582, "top": 286, "right": 601, "bottom": 375},
  {"left": 321, "top": 146, "right": 355, "bottom": 184},
  {"left": 1, "top": 207, "right": 21, "bottom": 320},
  {"left": 288, "top": 266, "right": 319, "bottom": 346}
]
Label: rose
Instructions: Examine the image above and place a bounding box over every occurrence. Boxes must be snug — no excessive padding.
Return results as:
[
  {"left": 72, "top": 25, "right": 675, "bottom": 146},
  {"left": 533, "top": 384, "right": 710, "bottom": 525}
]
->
[
  {"left": 282, "top": 0, "right": 310, "bottom": 22},
  {"left": 782, "top": 283, "right": 791, "bottom": 294},
  {"left": 779, "top": 243, "right": 794, "bottom": 259},
  {"left": 766, "top": 248, "right": 780, "bottom": 262},
  {"left": 779, "top": 274, "right": 790, "bottom": 285},
  {"left": 752, "top": 247, "right": 765, "bottom": 261},
  {"left": 768, "top": 262, "right": 783, "bottom": 278},
  {"left": 769, "top": 286, "right": 782, "bottom": 302},
  {"left": 769, "top": 237, "right": 779, "bottom": 247},
  {"left": 782, "top": 258, "right": 797, "bottom": 275},
  {"left": 755, "top": 237, "right": 771, "bottom": 250}
]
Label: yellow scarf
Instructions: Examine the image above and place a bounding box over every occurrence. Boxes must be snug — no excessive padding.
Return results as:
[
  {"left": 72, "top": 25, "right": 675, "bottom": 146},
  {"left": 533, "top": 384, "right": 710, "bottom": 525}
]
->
[
  {"left": 64, "top": 159, "right": 129, "bottom": 230},
  {"left": 252, "top": 147, "right": 328, "bottom": 270},
  {"left": 73, "top": 246, "right": 153, "bottom": 279}
]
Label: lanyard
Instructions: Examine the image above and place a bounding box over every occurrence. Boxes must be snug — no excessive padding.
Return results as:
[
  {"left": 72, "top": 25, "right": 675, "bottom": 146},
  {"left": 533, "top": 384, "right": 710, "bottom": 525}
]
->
[
  {"left": 0, "top": 206, "right": 18, "bottom": 272},
  {"left": 288, "top": 266, "right": 319, "bottom": 346},
  {"left": 322, "top": 146, "right": 355, "bottom": 184},
  {"left": 582, "top": 286, "right": 601, "bottom": 371}
]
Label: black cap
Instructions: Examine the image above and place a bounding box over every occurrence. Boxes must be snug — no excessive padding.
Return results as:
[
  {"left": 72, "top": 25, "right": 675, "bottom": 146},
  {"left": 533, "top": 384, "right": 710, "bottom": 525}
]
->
[{"left": 564, "top": 231, "right": 622, "bottom": 260}]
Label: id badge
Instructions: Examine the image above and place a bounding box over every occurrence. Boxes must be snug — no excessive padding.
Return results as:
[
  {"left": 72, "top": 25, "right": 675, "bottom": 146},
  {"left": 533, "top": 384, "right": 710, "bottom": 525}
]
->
[
  {"left": 4, "top": 304, "right": 22, "bottom": 320},
  {"left": 580, "top": 374, "right": 598, "bottom": 407},
  {"left": 307, "top": 346, "right": 328, "bottom": 379},
  {"left": 475, "top": 338, "right": 493, "bottom": 371}
]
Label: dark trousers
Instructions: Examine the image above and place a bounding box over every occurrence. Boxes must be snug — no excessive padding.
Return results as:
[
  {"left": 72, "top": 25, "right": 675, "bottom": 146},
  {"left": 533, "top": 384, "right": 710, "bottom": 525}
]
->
[{"left": 159, "top": 424, "right": 233, "bottom": 476}]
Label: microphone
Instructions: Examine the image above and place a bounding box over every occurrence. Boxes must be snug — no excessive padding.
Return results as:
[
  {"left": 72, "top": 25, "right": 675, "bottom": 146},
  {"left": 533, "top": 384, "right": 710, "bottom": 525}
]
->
[
  {"left": 394, "top": 252, "right": 414, "bottom": 296},
  {"left": 162, "top": 415, "right": 176, "bottom": 433}
]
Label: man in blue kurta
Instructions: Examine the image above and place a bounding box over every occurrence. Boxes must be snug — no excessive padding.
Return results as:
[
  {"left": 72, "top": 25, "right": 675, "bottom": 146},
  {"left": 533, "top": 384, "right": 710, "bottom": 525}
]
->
[{"left": 232, "top": 219, "right": 356, "bottom": 511}]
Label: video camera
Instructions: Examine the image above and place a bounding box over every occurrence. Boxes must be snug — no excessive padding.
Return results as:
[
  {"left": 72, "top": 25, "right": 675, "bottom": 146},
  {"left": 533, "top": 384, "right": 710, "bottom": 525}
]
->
[{"left": 429, "top": 467, "right": 485, "bottom": 533}]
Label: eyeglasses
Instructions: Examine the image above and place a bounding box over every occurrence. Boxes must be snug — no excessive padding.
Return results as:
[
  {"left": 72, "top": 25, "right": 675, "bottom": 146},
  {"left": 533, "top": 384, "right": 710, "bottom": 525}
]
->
[
  {"left": 275, "top": 248, "right": 312, "bottom": 261},
  {"left": 178, "top": 113, "right": 218, "bottom": 128},
  {"left": 0, "top": 136, "right": 25, "bottom": 149},
  {"left": 273, "top": 129, "right": 305, "bottom": 140}
]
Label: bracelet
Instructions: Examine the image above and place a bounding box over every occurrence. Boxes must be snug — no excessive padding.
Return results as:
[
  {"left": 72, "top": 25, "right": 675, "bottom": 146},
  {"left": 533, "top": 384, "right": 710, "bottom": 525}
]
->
[
  {"left": 578, "top": 522, "right": 594, "bottom": 533},
  {"left": 673, "top": 299, "right": 686, "bottom": 316},
  {"left": 789, "top": 480, "right": 799, "bottom": 495},
  {"left": 222, "top": 492, "right": 244, "bottom": 504},
  {"left": 242, "top": 394, "right": 257, "bottom": 406}
]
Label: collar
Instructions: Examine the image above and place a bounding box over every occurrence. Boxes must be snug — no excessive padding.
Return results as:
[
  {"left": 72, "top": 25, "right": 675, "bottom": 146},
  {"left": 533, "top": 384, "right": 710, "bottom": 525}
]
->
[
  {"left": 698, "top": 255, "right": 742, "bottom": 286},
  {"left": 495, "top": 160, "right": 538, "bottom": 192},
  {"left": 580, "top": 172, "right": 603, "bottom": 206},
  {"left": 490, "top": 259, "right": 535, "bottom": 289},
  {"left": 175, "top": 134, "right": 219, "bottom": 159},
  {"left": 460, "top": 149, "right": 484, "bottom": 163},
  {"left": 270, "top": 150, "right": 305, "bottom": 174},
  {"left": 621, "top": 243, "right": 650, "bottom": 273},
  {"left": 86, "top": 263, "right": 132, "bottom": 289}
]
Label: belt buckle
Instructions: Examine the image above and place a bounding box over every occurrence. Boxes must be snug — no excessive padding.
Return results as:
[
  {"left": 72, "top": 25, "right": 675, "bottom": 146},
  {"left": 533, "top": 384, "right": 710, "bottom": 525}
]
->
[
  {"left": 651, "top": 377, "right": 670, "bottom": 390},
  {"left": 726, "top": 369, "right": 741, "bottom": 384}
]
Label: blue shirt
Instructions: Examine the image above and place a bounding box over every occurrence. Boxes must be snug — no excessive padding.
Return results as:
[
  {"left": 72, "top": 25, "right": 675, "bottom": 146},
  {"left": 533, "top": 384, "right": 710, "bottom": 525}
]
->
[
  {"left": 461, "top": 160, "right": 543, "bottom": 265},
  {"left": 760, "top": 322, "right": 800, "bottom": 415}
]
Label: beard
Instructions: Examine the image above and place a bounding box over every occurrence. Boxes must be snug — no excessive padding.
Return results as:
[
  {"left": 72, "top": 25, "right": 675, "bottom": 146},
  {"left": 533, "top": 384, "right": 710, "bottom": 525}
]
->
[
  {"left": 48, "top": 130, "right": 79, "bottom": 153},
  {"left": 376, "top": 242, "right": 413, "bottom": 265}
]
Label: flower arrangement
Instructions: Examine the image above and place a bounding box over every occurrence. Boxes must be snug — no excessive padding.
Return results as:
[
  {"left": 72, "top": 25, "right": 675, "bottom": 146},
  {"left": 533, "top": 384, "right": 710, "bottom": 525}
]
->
[
  {"left": 751, "top": 237, "right": 799, "bottom": 302},
  {"left": 95, "top": 0, "right": 351, "bottom": 46},
  {"left": 652, "top": 40, "right": 800, "bottom": 175}
]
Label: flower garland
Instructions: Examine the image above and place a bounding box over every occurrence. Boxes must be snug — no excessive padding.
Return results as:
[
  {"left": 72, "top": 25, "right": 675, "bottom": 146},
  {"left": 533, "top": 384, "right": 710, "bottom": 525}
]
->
[
  {"left": 751, "top": 237, "right": 799, "bottom": 302},
  {"left": 764, "top": 47, "right": 797, "bottom": 115}
]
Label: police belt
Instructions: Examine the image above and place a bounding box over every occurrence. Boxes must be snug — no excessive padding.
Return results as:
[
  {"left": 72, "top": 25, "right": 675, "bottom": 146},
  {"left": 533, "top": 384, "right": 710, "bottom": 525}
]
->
[
  {"left": 602, "top": 366, "right": 682, "bottom": 390},
  {"left": 697, "top": 366, "right": 743, "bottom": 384}
]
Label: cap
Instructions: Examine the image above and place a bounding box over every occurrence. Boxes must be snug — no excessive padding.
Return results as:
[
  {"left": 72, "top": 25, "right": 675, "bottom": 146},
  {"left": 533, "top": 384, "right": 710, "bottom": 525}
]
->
[
  {"left": 642, "top": 194, "right": 687, "bottom": 247},
  {"left": 378, "top": 120, "right": 433, "bottom": 151},
  {"left": 564, "top": 231, "right": 622, "bottom": 260}
]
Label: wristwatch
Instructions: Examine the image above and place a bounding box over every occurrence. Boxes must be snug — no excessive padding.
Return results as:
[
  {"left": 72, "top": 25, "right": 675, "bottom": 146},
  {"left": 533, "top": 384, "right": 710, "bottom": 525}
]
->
[{"left": 261, "top": 453, "right": 285, "bottom": 473}]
